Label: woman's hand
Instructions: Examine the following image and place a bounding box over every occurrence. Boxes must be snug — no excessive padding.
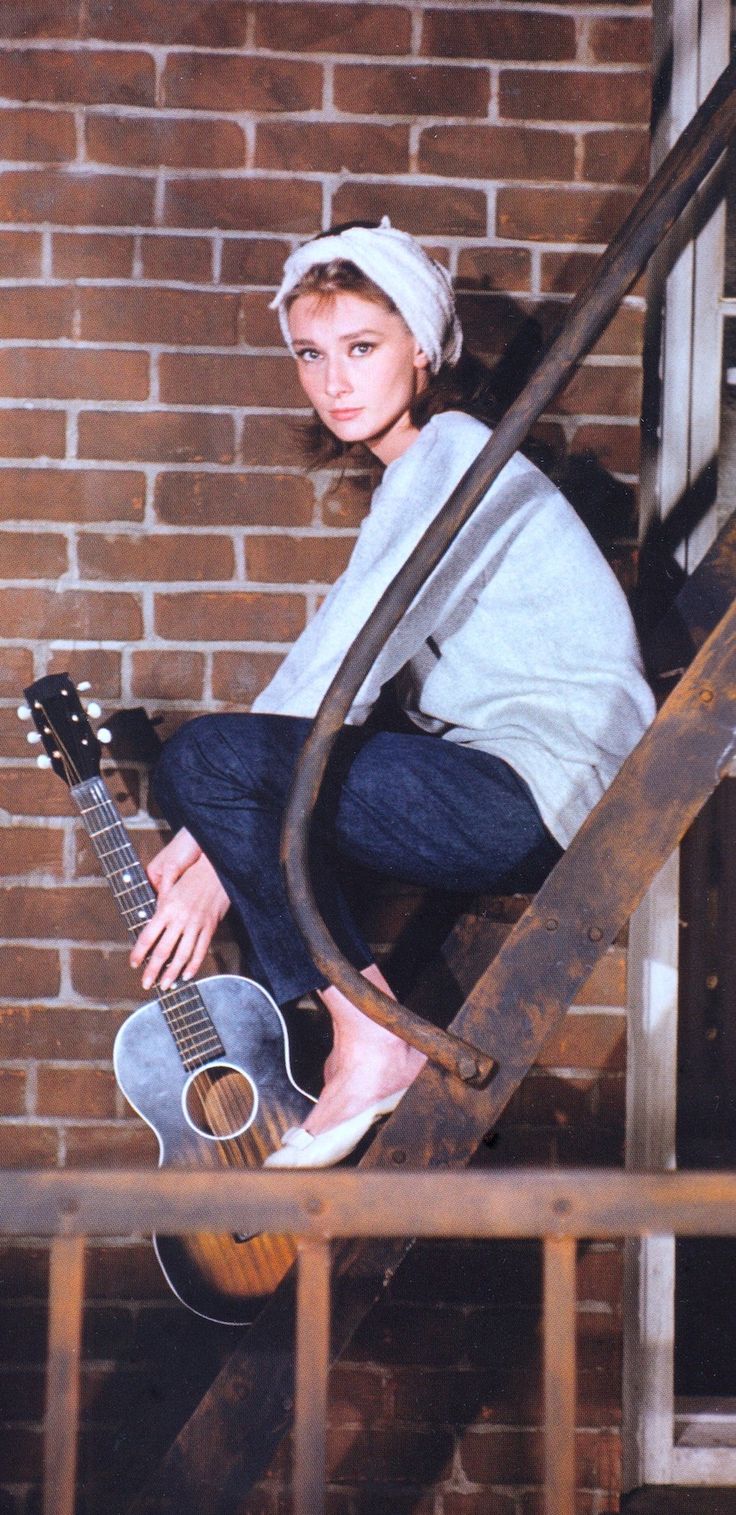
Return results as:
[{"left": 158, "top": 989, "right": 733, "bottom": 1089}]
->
[{"left": 130, "top": 827, "right": 230, "bottom": 993}]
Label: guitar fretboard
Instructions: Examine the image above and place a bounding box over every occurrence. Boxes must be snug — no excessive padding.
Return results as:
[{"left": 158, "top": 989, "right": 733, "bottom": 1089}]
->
[{"left": 71, "top": 776, "right": 225, "bottom": 1072}]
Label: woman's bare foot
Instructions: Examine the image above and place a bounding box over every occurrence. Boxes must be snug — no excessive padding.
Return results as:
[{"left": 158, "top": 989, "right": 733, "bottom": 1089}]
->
[{"left": 302, "top": 963, "right": 426, "bottom": 1138}]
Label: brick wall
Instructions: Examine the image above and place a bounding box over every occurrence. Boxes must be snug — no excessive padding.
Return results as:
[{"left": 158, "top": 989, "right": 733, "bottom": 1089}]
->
[{"left": 0, "top": 1, "right": 651, "bottom": 1510}]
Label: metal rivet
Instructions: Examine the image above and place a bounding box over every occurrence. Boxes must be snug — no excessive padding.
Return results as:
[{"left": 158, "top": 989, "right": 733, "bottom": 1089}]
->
[
  {"left": 700, "top": 687, "right": 714, "bottom": 703},
  {"left": 391, "top": 1149, "right": 407, "bottom": 1166},
  {"left": 545, "top": 917, "right": 559, "bottom": 932},
  {"left": 304, "top": 1195, "right": 323, "bottom": 1215},
  {"left": 588, "top": 926, "right": 603, "bottom": 942}
]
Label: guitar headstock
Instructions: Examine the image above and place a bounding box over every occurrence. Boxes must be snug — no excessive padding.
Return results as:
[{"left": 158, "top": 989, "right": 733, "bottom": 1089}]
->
[{"left": 20, "top": 674, "right": 110, "bottom": 788}]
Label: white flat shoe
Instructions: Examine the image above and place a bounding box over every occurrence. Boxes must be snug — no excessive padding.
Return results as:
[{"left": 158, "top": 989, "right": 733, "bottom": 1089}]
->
[{"left": 263, "top": 1087, "right": 409, "bottom": 1170}]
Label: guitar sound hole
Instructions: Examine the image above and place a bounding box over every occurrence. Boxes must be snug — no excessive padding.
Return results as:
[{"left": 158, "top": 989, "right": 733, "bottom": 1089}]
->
[{"left": 183, "top": 1063, "right": 257, "bottom": 1141}]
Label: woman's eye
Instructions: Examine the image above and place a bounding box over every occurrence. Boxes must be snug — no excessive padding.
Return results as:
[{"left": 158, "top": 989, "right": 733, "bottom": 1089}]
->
[
  {"left": 351, "top": 342, "right": 374, "bottom": 356},
  {"left": 295, "top": 348, "right": 320, "bottom": 363}
]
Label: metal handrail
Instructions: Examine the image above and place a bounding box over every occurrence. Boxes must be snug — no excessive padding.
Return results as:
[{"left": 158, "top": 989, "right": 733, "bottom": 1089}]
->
[
  {"left": 280, "top": 57, "right": 736, "bottom": 1086},
  {"left": 11, "top": 1165, "right": 736, "bottom": 1515}
]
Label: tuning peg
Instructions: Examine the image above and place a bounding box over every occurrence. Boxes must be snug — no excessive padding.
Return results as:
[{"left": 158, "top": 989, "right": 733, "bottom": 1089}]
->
[
  {"left": 26, "top": 731, "right": 42, "bottom": 745},
  {"left": 36, "top": 754, "right": 52, "bottom": 769},
  {"left": 86, "top": 701, "right": 102, "bottom": 718},
  {"left": 97, "top": 727, "right": 112, "bottom": 744},
  {"left": 17, "top": 704, "right": 31, "bottom": 720},
  {"left": 78, "top": 681, "right": 91, "bottom": 692}
]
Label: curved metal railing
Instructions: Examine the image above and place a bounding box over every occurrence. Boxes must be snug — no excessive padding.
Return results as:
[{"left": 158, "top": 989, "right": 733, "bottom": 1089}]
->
[{"left": 280, "top": 58, "right": 736, "bottom": 1087}]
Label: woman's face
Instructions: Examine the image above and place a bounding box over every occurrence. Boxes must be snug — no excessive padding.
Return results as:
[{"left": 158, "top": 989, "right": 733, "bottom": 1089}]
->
[{"left": 287, "top": 290, "right": 430, "bottom": 465}]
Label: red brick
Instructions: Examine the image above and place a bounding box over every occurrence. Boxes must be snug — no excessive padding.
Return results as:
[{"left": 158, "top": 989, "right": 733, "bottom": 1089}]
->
[
  {"left": 130, "top": 650, "right": 206, "bottom": 701},
  {"left": 456, "top": 246, "right": 532, "bottom": 293},
  {"left": 443, "top": 1496, "right": 516, "bottom": 1515},
  {"left": 36, "top": 1066, "right": 118, "bottom": 1119},
  {"left": 2, "top": 766, "right": 87, "bottom": 818},
  {"left": 0, "top": 347, "right": 149, "bottom": 401},
  {"left": 419, "top": 125, "right": 575, "bottom": 181},
  {"left": 159, "top": 353, "right": 303, "bottom": 408},
  {"left": 162, "top": 53, "right": 322, "bottom": 112},
  {"left": 84, "top": 1241, "right": 169, "bottom": 1298},
  {"left": 0, "top": 528, "right": 67, "bottom": 578},
  {"left": 538, "top": 1011, "right": 625, "bottom": 1071},
  {"left": 590, "top": 305, "right": 644, "bottom": 357},
  {"left": 552, "top": 363, "right": 642, "bottom": 418},
  {"left": 334, "top": 62, "right": 489, "bottom": 116},
  {"left": 326, "top": 1423, "right": 453, "bottom": 1484},
  {"left": 255, "top": 122, "right": 409, "bottom": 175},
  {"left": 84, "top": 0, "right": 248, "bottom": 45},
  {"left": 497, "top": 187, "right": 637, "bottom": 244},
  {"left": 69, "top": 946, "right": 150, "bottom": 1003},
  {"left": 246, "top": 534, "right": 352, "bottom": 585},
  {"left": 45, "top": 648, "right": 123, "bottom": 696},
  {"left": 220, "top": 238, "right": 291, "bottom": 286},
  {"left": 52, "top": 231, "right": 134, "bottom": 279},
  {"left": 2, "top": 941, "right": 60, "bottom": 1000},
  {"left": 64, "top": 1122, "right": 159, "bottom": 1166},
  {"left": 0, "top": 285, "right": 73, "bottom": 338},
  {"left": 3, "top": 1, "right": 79, "bottom": 37},
  {"left": 500, "top": 68, "right": 650, "bottom": 125},
  {"left": 85, "top": 114, "right": 246, "bottom": 170},
  {"left": 163, "top": 176, "right": 322, "bottom": 234},
  {"left": 77, "top": 530, "right": 235, "bottom": 583},
  {"left": 422, "top": 9, "right": 576, "bottom": 61},
  {"left": 0, "top": 1003, "right": 126, "bottom": 1059},
  {"left": 0, "top": 49, "right": 155, "bottom": 106},
  {"left": 541, "top": 249, "right": 602, "bottom": 294},
  {"left": 234, "top": 290, "right": 287, "bottom": 346},
  {"left": 0, "top": 1126, "right": 59, "bottom": 1168},
  {"left": 0, "top": 105, "right": 76, "bottom": 162},
  {"left": 77, "top": 286, "right": 240, "bottom": 346},
  {"left": 155, "top": 590, "right": 305, "bottom": 643},
  {"left": 0, "top": 882, "right": 125, "bottom": 941},
  {"left": 0, "top": 828, "right": 64, "bottom": 875},
  {"left": 333, "top": 183, "right": 487, "bottom": 237},
  {"left": 255, "top": 3, "right": 412, "bottom": 53},
  {"left": 0, "top": 468, "right": 145, "bottom": 522},
  {"left": 590, "top": 17, "right": 653, "bottom": 64},
  {"left": 241, "top": 414, "right": 308, "bottom": 468},
  {"left": 0, "top": 168, "right": 155, "bottom": 227},
  {"left": 582, "top": 129, "right": 650, "bottom": 186},
  {"left": 140, "top": 234, "right": 213, "bottom": 283},
  {"left": 1, "top": 586, "right": 142, "bottom": 641},
  {"left": 570, "top": 422, "right": 640, "bottom": 476},
  {"left": 77, "top": 411, "right": 235, "bottom": 466},
  {"left": 0, "top": 642, "right": 33, "bottom": 693},
  {"left": 0, "top": 229, "right": 42, "bottom": 275},
  {"left": 0, "top": 1072, "right": 26, "bottom": 1121},
  {"left": 211, "top": 651, "right": 284, "bottom": 705},
  {"left": 154, "top": 471, "right": 315, "bottom": 528},
  {"left": 0, "top": 409, "right": 65, "bottom": 458}
]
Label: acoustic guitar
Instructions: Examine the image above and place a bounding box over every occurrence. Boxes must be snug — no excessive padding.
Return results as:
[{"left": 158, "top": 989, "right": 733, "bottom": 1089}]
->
[{"left": 21, "top": 673, "right": 315, "bottom": 1324}]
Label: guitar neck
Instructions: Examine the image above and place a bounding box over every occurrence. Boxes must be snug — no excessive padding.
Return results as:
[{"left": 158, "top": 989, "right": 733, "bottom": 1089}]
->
[
  {"left": 70, "top": 774, "right": 224, "bottom": 1070},
  {"left": 71, "top": 775, "right": 156, "bottom": 941}
]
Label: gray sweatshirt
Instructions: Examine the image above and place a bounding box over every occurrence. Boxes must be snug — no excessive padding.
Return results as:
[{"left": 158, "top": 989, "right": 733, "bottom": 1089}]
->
[{"left": 251, "top": 410, "right": 655, "bottom": 847}]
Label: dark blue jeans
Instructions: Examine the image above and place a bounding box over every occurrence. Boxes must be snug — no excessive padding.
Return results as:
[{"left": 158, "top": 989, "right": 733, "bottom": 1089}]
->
[{"left": 152, "top": 713, "right": 562, "bottom": 1005}]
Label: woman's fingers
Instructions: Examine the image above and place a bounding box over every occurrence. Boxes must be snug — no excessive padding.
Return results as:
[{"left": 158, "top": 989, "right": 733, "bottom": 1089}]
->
[
  {"left": 147, "top": 827, "right": 201, "bottom": 895},
  {"left": 130, "top": 852, "right": 230, "bottom": 992}
]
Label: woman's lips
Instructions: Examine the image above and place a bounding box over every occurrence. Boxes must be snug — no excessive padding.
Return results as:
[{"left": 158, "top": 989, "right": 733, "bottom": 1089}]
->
[{"left": 329, "top": 408, "right": 363, "bottom": 421}]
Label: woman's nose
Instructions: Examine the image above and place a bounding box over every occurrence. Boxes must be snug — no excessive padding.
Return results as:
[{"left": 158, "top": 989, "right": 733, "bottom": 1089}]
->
[{"left": 324, "top": 355, "right": 351, "bottom": 396}]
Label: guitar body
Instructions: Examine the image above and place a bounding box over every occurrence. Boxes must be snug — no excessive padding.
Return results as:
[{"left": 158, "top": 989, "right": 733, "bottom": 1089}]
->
[{"left": 114, "top": 972, "right": 314, "bottom": 1325}]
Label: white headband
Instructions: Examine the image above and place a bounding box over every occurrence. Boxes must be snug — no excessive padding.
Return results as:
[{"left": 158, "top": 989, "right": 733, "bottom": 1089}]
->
[{"left": 270, "top": 217, "right": 463, "bottom": 374}]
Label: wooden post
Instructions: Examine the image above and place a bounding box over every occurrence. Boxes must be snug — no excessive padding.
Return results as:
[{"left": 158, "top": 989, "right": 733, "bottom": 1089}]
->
[
  {"left": 543, "top": 1236, "right": 577, "bottom": 1515},
  {"left": 294, "top": 1238, "right": 331, "bottom": 1515},
  {"left": 44, "top": 1235, "right": 85, "bottom": 1515}
]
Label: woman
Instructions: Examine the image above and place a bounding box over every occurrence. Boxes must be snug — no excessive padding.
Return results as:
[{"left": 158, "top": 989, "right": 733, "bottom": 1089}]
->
[{"left": 130, "top": 219, "right": 655, "bottom": 1167}]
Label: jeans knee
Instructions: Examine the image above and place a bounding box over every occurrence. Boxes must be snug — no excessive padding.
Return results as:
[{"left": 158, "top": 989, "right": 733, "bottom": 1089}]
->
[{"left": 151, "top": 714, "right": 221, "bottom": 818}]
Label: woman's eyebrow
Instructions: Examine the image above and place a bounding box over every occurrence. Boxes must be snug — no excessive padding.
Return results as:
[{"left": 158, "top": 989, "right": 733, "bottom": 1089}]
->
[{"left": 292, "top": 328, "right": 383, "bottom": 344}]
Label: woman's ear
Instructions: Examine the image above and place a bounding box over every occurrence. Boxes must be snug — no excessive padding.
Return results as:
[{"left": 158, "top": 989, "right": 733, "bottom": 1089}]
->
[{"left": 413, "top": 346, "right": 431, "bottom": 371}]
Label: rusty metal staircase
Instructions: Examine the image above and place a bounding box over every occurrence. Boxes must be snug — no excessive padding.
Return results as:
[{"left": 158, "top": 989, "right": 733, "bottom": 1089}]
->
[{"left": 127, "top": 59, "right": 736, "bottom": 1515}]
